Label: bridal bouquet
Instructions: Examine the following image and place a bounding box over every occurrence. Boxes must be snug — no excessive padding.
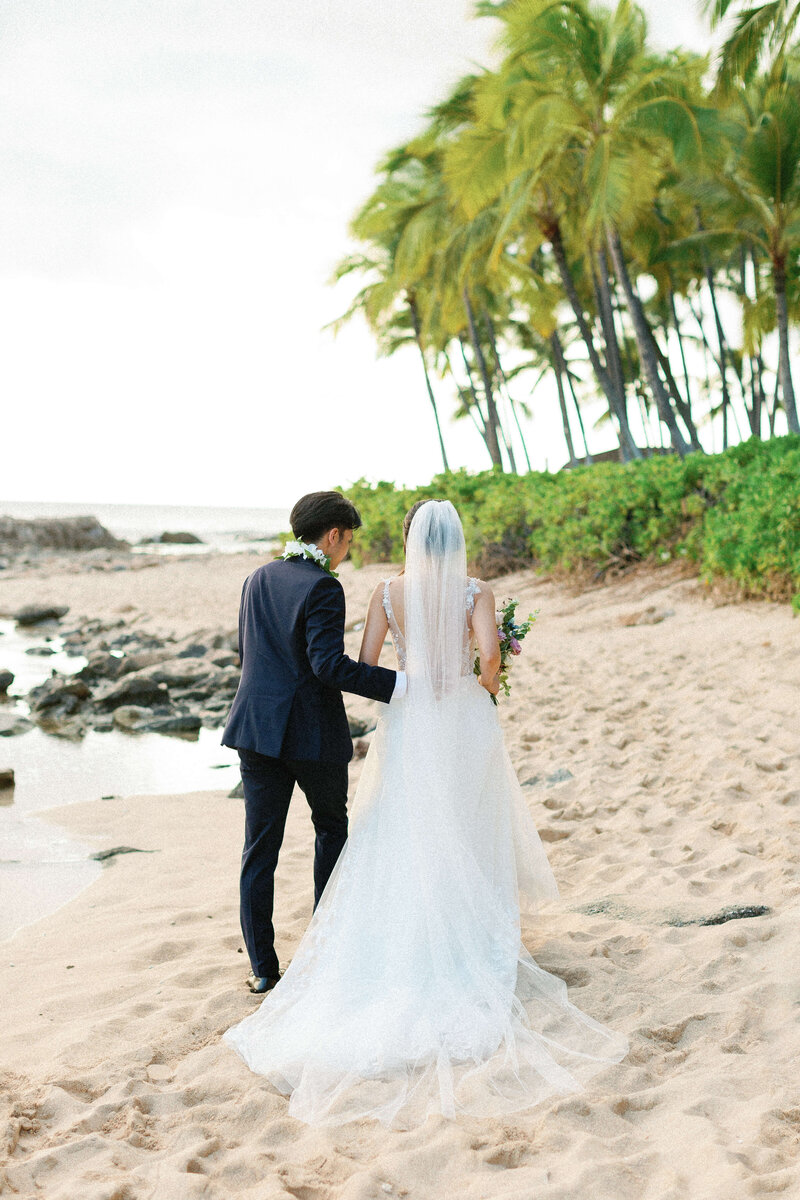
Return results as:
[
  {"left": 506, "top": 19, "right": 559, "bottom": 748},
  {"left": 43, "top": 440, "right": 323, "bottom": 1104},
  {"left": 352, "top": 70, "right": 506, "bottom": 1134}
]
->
[{"left": 474, "top": 598, "right": 538, "bottom": 706}]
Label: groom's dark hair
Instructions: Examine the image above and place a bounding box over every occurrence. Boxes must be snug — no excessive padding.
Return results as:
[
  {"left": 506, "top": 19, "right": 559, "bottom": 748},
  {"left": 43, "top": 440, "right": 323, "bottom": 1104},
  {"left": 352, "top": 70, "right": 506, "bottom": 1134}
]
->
[{"left": 290, "top": 492, "right": 362, "bottom": 543}]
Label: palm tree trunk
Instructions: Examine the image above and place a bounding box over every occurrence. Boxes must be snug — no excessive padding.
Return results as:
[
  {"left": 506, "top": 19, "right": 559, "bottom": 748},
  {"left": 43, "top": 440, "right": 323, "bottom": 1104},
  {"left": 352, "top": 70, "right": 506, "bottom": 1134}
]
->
[
  {"left": 593, "top": 250, "right": 626, "bottom": 402},
  {"left": 747, "top": 247, "right": 766, "bottom": 439},
  {"left": 668, "top": 286, "right": 694, "bottom": 422},
  {"left": 614, "top": 312, "right": 653, "bottom": 449},
  {"left": 563, "top": 360, "right": 593, "bottom": 462},
  {"left": 737, "top": 247, "right": 760, "bottom": 438},
  {"left": 697, "top": 213, "right": 732, "bottom": 448},
  {"left": 445, "top": 344, "right": 486, "bottom": 441},
  {"left": 653, "top": 340, "right": 704, "bottom": 451},
  {"left": 482, "top": 306, "right": 533, "bottom": 471},
  {"left": 748, "top": 355, "right": 762, "bottom": 441},
  {"left": 751, "top": 353, "right": 766, "bottom": 438},
  {"left": 458, "top": 338, "right": 504, "bottom": 466},
  {"left": 705, "top": 274, "right": 731, "bottom": 448},
  {"left": 700, "top": 334, "right": 716, "bottom": 452},
  {"left": 637, "top": 393, "right": 654, "bottom": 451},
  {"left": 773, "top": 254, "right": 800, "bottom": 434},
  {"left": 458, "top": 338, "right": 488, "bottom": 430},
  {"left": 462, "top": 288, "right": 505, "bottom": 467},
  {"left": 746, "top": 358, "right": 758, "bottom": 437},
  {"left": 687, "top": 294, "right": 725, "bottom": 401},
  {"left": 500, "top": 420, "right": 519, "bottom": 473},
  {"left": 769, "top": 373, "right": 779, "bottom": 437},
  {"left": 545, "top": 218, "right": 642, "bottom": 460},
  {"left": 606, "top": 227, "right": 691, "bottom": 458},
  {"left": 408, "top": 296, "right": 449, "bottom": 473},
  {"left": 729, "top": 359, "right": 748, "bottom": 442},
  {"left": 550, "top": 333, "right": 577, "bottom": 467},
  {"left": 506, "top": 395, "right": 532, "bottom": 471},
  {"left": 480, "top": 319, "right": 518, "bottom": 472}
]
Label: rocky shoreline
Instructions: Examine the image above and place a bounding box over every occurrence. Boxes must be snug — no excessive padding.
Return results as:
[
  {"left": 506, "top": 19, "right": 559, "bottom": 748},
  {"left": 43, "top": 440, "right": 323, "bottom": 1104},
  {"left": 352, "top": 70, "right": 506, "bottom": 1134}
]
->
[
  {"left": 2, "top": 630, "right": 376, "bottom": 808},
  {"left": 1, "top": 604, "right": 241, "bottom": 740},
  {"left": 0, "top": 516, "right": 380, "bottom": 759},
  {"left": 0, "top": 514, "right": 129, "bottom": 558},
  {"left": 0, "top": 513, "right": 212, "bottom": 576},
  {"left": 0, "top": 516, "right": 241, "bottom": 740},
  {"left": 2, "top": 605, "right": 376, "bottom": 749}
]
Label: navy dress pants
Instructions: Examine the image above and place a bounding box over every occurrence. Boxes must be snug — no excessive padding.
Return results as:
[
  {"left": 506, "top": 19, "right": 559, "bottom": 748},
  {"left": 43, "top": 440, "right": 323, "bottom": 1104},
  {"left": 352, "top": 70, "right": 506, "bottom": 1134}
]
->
[{"left": 237, "top": 747, "right": 349, "bottom": 979}]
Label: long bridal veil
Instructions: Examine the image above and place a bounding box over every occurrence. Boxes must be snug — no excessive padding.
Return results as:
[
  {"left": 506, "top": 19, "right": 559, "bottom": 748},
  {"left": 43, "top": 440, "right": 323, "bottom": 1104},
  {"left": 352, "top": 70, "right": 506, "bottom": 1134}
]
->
[{"left": 223, "top": 501, "right": 628, "bottom": 1127}]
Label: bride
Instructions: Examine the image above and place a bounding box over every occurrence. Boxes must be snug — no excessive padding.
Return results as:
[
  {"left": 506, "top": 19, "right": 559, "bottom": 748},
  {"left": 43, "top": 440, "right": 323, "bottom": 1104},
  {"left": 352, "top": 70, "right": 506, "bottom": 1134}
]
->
[{"left": 224, "top": 499, "right": 628, "bottom": 1127}]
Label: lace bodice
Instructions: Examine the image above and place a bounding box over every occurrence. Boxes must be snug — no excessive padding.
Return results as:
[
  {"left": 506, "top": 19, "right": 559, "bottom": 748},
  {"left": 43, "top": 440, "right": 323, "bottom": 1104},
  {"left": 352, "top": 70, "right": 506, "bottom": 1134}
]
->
[{"left": 382, "top": 577, "right": 481, "bottom": 674}]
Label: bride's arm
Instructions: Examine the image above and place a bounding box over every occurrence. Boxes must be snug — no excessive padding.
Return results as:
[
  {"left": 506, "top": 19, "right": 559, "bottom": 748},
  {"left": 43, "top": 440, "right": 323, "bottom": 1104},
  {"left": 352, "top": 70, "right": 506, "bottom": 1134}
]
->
[
  {"left": 358, "top": 582, "right": 389, "bottom": 666},
  {"left": 472, "top": 581, "right": 502, "bottom": 695}
]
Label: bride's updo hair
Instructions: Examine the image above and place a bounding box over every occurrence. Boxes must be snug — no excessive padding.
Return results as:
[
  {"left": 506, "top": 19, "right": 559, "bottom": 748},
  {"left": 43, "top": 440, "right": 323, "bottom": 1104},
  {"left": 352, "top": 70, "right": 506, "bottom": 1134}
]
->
[
  {"left": 403, "top": 499, "right": 434, "bottom": 550},
  {"left": 403, "top": 499, "right": 465, "bottom": 564}
]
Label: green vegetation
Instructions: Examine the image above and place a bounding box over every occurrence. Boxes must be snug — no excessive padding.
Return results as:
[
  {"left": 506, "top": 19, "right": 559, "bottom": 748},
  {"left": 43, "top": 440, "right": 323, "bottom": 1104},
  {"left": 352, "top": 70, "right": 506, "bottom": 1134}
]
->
[
  {"left": 343, "top": 436, "right": 800, "bottom": 608},
  {"left": 329, "top": 1, "right": 800, "bottom": 610},
  {"left": 332, "top": 0, "right": 800, "bottom": 472}
]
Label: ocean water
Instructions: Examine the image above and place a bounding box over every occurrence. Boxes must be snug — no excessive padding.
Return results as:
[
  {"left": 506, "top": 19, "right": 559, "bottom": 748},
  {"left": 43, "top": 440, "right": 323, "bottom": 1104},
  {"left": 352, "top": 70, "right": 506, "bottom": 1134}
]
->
[{"left": 0, "top": 499, "right": 291, "bottom": 554}]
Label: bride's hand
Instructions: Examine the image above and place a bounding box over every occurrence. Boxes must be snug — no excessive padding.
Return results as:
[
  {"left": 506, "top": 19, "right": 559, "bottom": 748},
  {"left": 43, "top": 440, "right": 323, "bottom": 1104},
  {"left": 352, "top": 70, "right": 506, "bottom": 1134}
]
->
[{"left": 479, "top": 669, "right": 501, "bottom": 695}]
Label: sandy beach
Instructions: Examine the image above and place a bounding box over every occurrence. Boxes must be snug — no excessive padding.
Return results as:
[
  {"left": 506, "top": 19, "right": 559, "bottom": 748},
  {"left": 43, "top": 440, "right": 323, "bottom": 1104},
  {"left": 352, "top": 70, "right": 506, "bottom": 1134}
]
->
[{"left": 1, "top": 550, "right": 799, "bottom": 1199}]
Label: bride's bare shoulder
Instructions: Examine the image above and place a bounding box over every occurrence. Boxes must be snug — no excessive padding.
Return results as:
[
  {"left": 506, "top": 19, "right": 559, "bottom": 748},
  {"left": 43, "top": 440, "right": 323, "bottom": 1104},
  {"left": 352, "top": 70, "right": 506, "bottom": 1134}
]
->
[
  {"left": 367, "top": 575, "right": 400, "bottom": 613},
  {"left": 366, "top": 579, "right": 388, "bottom": 609},
  {"left": 470, "top": 577, "right": 495, "bottom": 598}
]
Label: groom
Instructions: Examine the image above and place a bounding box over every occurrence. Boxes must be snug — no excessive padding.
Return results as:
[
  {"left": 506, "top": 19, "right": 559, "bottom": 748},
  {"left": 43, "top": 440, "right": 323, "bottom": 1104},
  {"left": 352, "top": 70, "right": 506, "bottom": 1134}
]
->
[{"left": 222, "top": 491, "right": 405, "bottom": 992}]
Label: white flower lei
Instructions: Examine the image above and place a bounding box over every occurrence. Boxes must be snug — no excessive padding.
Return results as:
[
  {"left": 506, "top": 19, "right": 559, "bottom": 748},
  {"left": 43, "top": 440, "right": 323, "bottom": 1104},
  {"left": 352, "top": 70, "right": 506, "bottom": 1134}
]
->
[{"left": 281, "top": 539, "right": 338, "bottom": 578}]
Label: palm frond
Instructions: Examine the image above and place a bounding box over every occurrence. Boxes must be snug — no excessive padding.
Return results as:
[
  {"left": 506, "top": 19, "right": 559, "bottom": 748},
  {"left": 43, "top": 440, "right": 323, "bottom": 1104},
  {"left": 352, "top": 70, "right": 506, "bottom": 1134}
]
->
[
  {"left": 714, "top": 4, "right": 783, "bottom": 89},
  {"left": 444, "top": 126, "right": 507, "bottom": 219},
  {"left": 703, "top": 0, "right": 747, "bottom": 24}
]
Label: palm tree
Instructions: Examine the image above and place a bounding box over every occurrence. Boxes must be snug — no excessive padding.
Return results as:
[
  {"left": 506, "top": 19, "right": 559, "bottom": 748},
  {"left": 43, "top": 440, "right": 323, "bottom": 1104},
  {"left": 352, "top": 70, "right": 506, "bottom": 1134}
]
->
[
  {"left": 329, "top": 245, "right": 452, "bottom": 473},
  {"left": 419, "top": 76, "right": 544, "bottom": 471},
  {"left": 443, "top": 47, "right": 644, "bottom": 460},
  {"left": 677, "top": 73, "right": 800, "bottom": 433},
  {"left": 476, "top": 0, "right": 708, "bottom": 456},
  {"left": 332, "top": 0, "right": 800, "bottom": 475},
  {"left": 407, "top": 292, "right": 451, "bottom": 471},
  {"left": 703, "top": 0, "right": 800, "bottom": 88},
  {"left": 329, "top": 144, "right": 463, "bottom": 470}
]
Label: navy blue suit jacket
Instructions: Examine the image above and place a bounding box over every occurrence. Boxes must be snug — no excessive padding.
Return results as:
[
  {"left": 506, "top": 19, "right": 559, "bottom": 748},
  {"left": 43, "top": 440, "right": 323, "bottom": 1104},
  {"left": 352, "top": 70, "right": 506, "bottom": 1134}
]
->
[{"left": 221, "top": 557, "right": 396, "bottom": 763}]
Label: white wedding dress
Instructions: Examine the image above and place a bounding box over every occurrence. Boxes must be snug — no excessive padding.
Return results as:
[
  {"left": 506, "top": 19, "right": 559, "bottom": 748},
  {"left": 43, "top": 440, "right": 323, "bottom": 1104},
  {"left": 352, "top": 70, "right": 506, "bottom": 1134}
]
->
[{"left": 224, "top": 501, "right": 628, "bottom": 1127}]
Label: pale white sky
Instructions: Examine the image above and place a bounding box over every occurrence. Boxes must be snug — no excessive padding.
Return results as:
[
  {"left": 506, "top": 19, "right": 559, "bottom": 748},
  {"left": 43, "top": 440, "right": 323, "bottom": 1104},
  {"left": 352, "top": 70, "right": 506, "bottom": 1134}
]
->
[{"left": 0, "top": 1, "right": 711, "bottom": 508}]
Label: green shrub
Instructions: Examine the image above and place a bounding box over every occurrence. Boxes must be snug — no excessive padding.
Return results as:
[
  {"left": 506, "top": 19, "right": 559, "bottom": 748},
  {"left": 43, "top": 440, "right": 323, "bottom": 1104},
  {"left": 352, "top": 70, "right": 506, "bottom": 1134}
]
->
[
  {"left": 700, "top": 444, "right": 800, "bottom": 600},
  {"left": 342, "top": 435, "right": 800, "bottom": 604}
]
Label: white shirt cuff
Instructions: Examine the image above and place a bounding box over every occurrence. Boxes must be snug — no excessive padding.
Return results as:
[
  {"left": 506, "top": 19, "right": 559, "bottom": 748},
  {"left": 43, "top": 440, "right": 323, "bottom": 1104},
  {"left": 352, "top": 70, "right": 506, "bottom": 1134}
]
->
[{"left": 391, "top": 671, "right": 407, "bottom": 699}]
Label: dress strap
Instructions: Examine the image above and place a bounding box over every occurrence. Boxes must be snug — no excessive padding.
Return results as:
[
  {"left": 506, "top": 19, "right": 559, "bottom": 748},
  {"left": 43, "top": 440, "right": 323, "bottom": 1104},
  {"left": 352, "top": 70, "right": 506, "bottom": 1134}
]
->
[{"left": 466, "top": 577, "right": 481, "bottom": 616}]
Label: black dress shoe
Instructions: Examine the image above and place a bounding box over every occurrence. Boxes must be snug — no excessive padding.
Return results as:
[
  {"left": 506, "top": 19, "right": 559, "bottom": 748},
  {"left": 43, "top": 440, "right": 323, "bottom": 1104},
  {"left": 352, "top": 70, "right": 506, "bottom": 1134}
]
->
[{"left": 246, "top": 970, "right": 281, "bottom": 994}]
